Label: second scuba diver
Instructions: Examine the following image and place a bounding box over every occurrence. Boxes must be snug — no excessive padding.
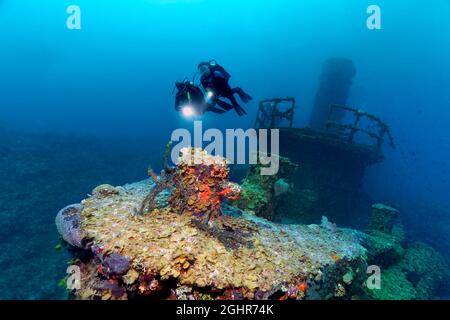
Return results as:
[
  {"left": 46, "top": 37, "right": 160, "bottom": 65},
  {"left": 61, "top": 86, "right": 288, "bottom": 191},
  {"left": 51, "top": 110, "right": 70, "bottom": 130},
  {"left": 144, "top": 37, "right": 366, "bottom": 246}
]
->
[
  {"left": 174, "top": 79, "right": 231, "bottom": 116},
  {"left": 198, "top": 60, "right": 253, "bottom": 116},
  {"left": 174, "top": 80, "right": 207, "bottom": 117}
]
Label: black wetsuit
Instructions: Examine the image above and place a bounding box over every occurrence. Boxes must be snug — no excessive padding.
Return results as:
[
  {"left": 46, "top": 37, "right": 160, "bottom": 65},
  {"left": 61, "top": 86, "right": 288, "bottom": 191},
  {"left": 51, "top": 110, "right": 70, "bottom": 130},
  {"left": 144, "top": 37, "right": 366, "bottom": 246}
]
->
[{"left": 200, "top": 66, "right": 252, "bottom": 116}]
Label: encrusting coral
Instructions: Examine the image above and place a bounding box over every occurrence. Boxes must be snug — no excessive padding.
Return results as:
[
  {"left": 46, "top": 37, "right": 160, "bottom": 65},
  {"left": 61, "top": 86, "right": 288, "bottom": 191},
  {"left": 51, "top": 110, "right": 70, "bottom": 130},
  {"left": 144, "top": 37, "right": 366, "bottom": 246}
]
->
[
  {"left": 234, "top": 154, "right": 298, "bottom": 220},
  {"left": 364, "top": 204, "right": 405, "bottom": 267},
  {"left": 55, "top": 147, "right": 368, "bottom": 300},
  {"left": 397, "top": 242, "right": 450, "bottom": 299},
  {"left": 55, "top": 204, "right": 87, "bottom": 249},
  {"left": 367, "top": 266, "right": 417, "bottom": 300},
  {"left": 55, "top": 146, "right": 449, "bottom": 301},
  {"left": 368, "top": 204, "right": 399, "bottom": 234},
  {"left": 139, "top": 147, "right": 240, "bottom": 226},
  {"left": 363, "top": 204, "right": 450, "bottom": 300}
]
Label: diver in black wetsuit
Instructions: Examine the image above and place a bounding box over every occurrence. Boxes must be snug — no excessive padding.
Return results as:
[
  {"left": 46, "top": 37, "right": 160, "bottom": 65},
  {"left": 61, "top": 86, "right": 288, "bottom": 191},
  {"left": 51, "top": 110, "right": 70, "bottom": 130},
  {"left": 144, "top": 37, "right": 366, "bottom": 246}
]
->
[
  {"left": 174, "top": 80, "right": 204, "bottom": 112},
  {"left": 198, "top": 60, "right": 253, "bottom": 116},
  {"left": 174, "top": 79, "right": 231, "bottom": 116}
]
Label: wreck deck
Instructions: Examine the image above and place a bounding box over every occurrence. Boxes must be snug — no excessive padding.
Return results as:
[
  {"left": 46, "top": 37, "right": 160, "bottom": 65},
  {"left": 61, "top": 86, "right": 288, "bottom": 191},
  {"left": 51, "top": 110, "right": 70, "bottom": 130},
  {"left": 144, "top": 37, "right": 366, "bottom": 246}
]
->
[
  {"left": 280, "top": 128, "right": 384, "bottom": 165},
  {"left": 64, "top": 180, "right": 368, "bottom": 300}
]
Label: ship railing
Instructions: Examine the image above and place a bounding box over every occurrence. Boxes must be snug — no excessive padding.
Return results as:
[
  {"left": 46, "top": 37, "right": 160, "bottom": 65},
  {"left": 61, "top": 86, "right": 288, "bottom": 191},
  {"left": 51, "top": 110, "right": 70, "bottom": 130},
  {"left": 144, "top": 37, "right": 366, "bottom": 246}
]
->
[
  {"left": 255, "top": 97, "right": 296, "bottom": 129},
  {"left": 326, "top": 104, "right": 396, "bottom": 151}
]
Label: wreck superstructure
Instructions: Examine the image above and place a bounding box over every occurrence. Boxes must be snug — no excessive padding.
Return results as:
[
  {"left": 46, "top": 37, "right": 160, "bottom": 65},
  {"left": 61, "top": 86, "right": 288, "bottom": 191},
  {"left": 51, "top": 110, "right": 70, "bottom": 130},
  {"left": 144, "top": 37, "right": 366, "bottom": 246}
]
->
[{"left": 249, "top": 59, "right": 395, "bottom": 226}]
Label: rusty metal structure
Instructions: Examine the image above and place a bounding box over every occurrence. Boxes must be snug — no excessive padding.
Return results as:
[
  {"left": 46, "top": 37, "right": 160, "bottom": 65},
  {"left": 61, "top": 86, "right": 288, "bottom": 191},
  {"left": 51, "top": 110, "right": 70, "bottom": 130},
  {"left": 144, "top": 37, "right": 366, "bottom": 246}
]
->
[
  {"left": 254, "top": 97, "right": 296, "bottom": 129},
  {"left": 245, "top": 58, "right": 399, "bottom": 227},
  {"left": 252, "top": 99, "right": 396, "bottom": 227},
  {"left": 326, "top": 104, "right": 396, "bottom": 152}
]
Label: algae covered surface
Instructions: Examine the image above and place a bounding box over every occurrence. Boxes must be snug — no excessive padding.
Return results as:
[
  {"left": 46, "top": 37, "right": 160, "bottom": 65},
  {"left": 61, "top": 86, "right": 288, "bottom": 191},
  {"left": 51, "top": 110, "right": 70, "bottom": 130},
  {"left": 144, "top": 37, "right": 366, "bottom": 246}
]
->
[
  {"left": 54, "top": 147, "right": 450, "bottom": 301},
  {"left": 63, "top": 179, "right": 368, "bottom": 300}
]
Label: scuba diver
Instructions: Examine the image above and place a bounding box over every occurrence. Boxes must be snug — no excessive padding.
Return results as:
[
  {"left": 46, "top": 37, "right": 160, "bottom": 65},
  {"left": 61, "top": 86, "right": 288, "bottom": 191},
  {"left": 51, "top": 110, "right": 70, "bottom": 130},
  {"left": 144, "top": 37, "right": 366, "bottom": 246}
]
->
[
  {"left": 174, "top": 79, "right": 232, "bottom": 117},
  {"left": 198, "top": 60, "right": 253, "bottom": 116},
  {"left": 174, "top": 80, "right": 206, "bottom": 117},
  {"left": 174, "top": 78, "right": 240, "bottom": 117}
]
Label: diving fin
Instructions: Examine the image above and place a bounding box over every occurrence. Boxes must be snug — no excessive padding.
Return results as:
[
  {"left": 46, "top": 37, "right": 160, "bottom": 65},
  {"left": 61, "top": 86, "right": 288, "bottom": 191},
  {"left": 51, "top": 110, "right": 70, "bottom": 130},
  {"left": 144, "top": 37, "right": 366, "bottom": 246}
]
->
[
  {"left": 208, "top": 106, "right": 227, "bottom": 114},
  {"left": 235, "top": 88, "right": 253, "bottom": 103},
  {"left": 216, "top": 100, "right": 234, "bottom": 111},
  {"left": 234, "top": 104, "right": 247, "bottom": 116},
  {"left": 241, "top": 93, "right": 253, "bottom": 103}
]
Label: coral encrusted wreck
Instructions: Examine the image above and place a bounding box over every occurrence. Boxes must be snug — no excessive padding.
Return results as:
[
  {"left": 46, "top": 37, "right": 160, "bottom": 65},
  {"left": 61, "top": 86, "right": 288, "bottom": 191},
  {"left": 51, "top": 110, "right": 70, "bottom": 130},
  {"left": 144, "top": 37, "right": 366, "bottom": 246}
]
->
[
  {"left": 56, "top": 148, "right": 368, "bottom": 300},
  {"left": 139, "top": 147, "right": 241, "bottom": 226}
]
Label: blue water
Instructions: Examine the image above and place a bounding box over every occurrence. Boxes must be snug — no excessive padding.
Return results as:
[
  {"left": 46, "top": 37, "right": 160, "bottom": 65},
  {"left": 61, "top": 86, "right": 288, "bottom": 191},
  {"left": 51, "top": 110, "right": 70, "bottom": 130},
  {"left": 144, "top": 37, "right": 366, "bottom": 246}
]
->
[{"left": 0, "top": 0, "right": 449, "bottom": 299}]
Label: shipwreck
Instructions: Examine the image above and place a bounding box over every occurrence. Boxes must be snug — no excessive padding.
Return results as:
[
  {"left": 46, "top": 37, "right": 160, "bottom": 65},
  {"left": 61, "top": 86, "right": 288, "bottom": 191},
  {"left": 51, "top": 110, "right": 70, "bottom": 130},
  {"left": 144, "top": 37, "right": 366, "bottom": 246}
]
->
[
  {"left": 55, "top": 58, "right": 448, "bottom": 300},
  {"left": 251, "top": 58, "right": 395, "bottom": 226}
]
